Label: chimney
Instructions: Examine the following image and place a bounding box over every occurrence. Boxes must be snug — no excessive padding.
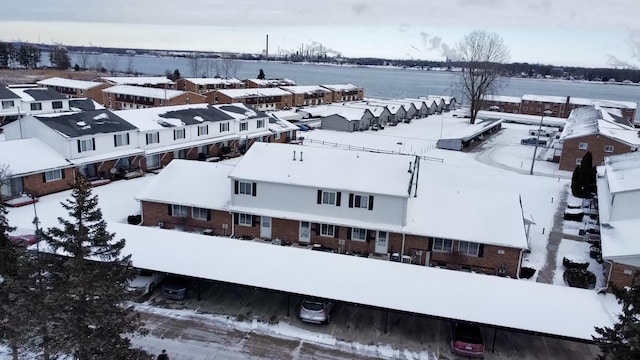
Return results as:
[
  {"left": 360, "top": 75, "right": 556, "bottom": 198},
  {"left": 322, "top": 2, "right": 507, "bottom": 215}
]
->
[
  {"left": 293, "top": 150, "right": 296, "bottom": 161},
  {"left": 300, "top": 151, "right": 303, "bottom": 161}
]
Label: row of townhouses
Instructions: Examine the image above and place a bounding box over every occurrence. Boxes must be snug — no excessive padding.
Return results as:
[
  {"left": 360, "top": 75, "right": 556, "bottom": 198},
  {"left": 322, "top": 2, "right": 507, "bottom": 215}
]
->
[{"left": 482, "top": 94, "right": 637, "bottom": 123}]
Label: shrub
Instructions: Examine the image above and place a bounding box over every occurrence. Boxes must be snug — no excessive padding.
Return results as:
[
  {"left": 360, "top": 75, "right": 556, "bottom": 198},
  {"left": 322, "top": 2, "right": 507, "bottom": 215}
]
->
[
  {"left": 520, "top": 267, "right": 536, "bottom": 279},
  {"left": 127, "top": 214, "right": 142, "bottom": 225},
  {"left": 563, "top": 268, "right": 596, "bottom": 289},
  {"left": 562, "top": 256, "right": 590, "bottom": 270}
]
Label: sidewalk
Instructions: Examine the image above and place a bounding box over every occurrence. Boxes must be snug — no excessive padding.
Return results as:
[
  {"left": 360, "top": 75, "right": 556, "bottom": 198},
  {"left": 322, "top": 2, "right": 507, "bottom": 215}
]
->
[{"left": 536, "top": 184, "right": 569, "bottom": 284}]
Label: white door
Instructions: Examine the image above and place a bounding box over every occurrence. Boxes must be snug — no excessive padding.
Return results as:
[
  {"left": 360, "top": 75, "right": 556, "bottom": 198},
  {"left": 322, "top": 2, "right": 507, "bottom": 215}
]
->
[
  {"left": 375, "top": 231, "right": 388, "bottom": 254},
  {"left": 299, "top": 221, "right": 311, "bottom": 243},
  {"left": 260, "top": 216, "right": 272, "bottom": 239}
]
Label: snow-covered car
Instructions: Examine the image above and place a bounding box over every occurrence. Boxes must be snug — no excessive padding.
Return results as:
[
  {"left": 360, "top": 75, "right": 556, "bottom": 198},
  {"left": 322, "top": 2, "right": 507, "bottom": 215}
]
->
[
  {"left": 128, "top": 270, "right": 166, "bottom": 296},
  {"left": 529, "top": 129, "right": 552, "bottom": 137}
]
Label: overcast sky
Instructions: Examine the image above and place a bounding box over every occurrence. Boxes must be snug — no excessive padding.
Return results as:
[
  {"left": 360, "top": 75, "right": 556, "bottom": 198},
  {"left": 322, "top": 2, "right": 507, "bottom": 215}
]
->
[{"left": 1, "top": 0, "right": 639, "bottom": 68}]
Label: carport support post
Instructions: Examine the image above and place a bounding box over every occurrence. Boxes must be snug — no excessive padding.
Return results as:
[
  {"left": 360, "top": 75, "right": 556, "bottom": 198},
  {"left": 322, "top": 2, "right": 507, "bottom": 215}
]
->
[
  {"left": 492, "top": 328, "right": 498, "bottom": 353},
  {"left": 287, "top": 295, "right": 290, "bottom": 317},
  {"left": 384, "top": 311, "right": 389, "bottom": 334}
]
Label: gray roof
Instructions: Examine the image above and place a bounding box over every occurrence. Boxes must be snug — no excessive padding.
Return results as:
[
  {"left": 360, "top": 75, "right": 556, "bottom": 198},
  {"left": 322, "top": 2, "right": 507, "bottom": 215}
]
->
[
  {"left": 159, "top": 105, "right": 235, "bottom": 125},
  {"left": 35, "top": 110, "right": 137, "bottom": 137},
  {"left": 24, "top": 88, "right": 67, "bottom": 101},
  {"left": 0, "top": 87, "right": 20, "bottom": 100},
  {"left": 219, "top": 105, "right": 267, "bottom": 119},
  {"left": 69, "top": 98, "right": 100, "bottom": 111}
]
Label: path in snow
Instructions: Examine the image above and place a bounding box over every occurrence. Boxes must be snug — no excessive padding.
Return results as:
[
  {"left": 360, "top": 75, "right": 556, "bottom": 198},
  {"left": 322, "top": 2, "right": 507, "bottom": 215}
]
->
[{"left": 536, "top": 185, "right": 569, "bottom": 284}]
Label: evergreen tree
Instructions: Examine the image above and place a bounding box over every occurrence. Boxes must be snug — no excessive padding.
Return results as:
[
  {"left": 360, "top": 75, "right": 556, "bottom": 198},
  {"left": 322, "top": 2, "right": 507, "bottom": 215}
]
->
[
  {"left": 593, "top": 282, "right": 640, "bottom": 359},
  {"left": 0, "top": 183, "right": 21, "bottom": 358},
  {"left": 571, "top": 151, "right": 596, "bottom": 198},
  {"left": 16, "top": 44, "right": 41, "bottom": 69},
  {"left": 49, "top": 46, "right": 71, "bottom": 70},
  {"left": 257, "top": 68, "right": 266, "bottom": 80},
  {"left": 173, "top": 68, "right": 181, "bottom": 80},
  {"left": 0, "top": 42, "right": 13, "bottom": 68},
  {"left": 40, "top": 174, "right": 148, "bottom": 359}
]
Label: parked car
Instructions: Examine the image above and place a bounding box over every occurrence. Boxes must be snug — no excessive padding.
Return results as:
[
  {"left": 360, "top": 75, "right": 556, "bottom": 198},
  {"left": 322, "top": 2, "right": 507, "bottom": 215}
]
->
[
  {"left": 529, "top": 129, "right": 552, "bottom": 137},
  {"left": 9, "top": 234, "right": 37, "bottom": 247},
  {"left": 128, "top": 269, "right": 166, "bottom": 296},
  {"left": 451, "top": 322, "right": 485, "bottom": 358},
  {"left": 520, "top": 137, "right": 548, "bottom": 146},
  {"left": 296, "top": 123, "right": 311, "bottom": 131},
  {"left": 310, "top": 244, "right": 335, "bottom": 253},
  {"left": 162, "top": 276, "right": 193, "bottom": 300},
  {"left": 299, "top": 298, "right": 334, "bottom": 324}
]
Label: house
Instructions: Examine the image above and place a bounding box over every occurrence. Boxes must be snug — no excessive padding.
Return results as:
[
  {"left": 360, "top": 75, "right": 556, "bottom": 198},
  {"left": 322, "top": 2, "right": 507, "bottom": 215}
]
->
[
  {"left": 567, "top": 97, "right": 637, "bottom": 124},
  {"left": 556, "top": 106, "right": 640, "bottom": 171},
  {"left": 176, "top": 78, "right": 244, "bottom": 94},
  {"left": 280, "top": 86, "right": 332, "bottom": 107},
  {"left": 364, "top": 101, "right": 407, "bottom": 123},
  {"left": 329, "top": 103, "right": 391, "bottom": 127},
  {"left": 596, "top": 152, "right": 640, "bottom": 289},
  {"left": 135, "top": 143, "right": 529, "bottom": 278},
  {"left": 428, "top": 95, "right": 457, "bottom": 111},
  {"left": 0, "top": 138, "right": 73, "bottom": 202},
  {"left": 99, "top": 76, "right": 175, "bottom": 89},
  {"left": 0, "top": 86, "right": 22, "bottom": 124},
  {"left": 320, "top": 107, "right": 375, "bottom": 132},
  {"left": 1, "top": 109, "right": 143, "bottom": 182},
  {"left": 521, "top": 94, "right": 569, "bottom": 118},
  {"left": 244, "top": 78, "right": 296, "bottom": 88},
  {"left": 102, "top": 85, "right": 206, "bottom": 110},
  {"left": 402, "top": 98, "right": 430, "bottom": 118},
  {"left": 37, "top": 77, "right": 108, "bottom": 103},
  {"left": 215, "top": 88, "right": 294, "bottom": 111},
  {"left": 482, "top": 95, "right": 522, "bottom": 114},
  {"left": 321, "top": 84, "right": 364, "bottom": 102},
  {"left": 4, "top": 85, "right": 70, "bottom": 119},
  {"left": 366, "top": 98, "right": 418, "bottom": 120}
]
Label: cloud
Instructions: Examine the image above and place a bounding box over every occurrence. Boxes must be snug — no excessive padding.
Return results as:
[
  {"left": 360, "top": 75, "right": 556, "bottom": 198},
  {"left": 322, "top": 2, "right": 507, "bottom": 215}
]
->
[
  {"left": 441, "top": 43, "right": 459, "bottom": 61},
  {"left": 398, "top": 24, "right": 409, "bottom": 33},
  {"left": 419, "top": 32, "right": 429, "bottom": 48},
  {"left": 351, "top": 2, "right": 368, "bottom": 15},
  {"left": 429, "top": 36, "right": 442, "bottom": 50},
  {"left": 606, "top": 55, "right": 637, "bottom": 69}
]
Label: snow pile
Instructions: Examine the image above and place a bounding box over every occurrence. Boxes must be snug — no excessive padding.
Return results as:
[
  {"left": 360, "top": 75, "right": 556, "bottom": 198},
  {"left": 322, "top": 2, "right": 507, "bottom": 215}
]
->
[{"left": 193, "top": 115, "right": 204, "bottom": 122}]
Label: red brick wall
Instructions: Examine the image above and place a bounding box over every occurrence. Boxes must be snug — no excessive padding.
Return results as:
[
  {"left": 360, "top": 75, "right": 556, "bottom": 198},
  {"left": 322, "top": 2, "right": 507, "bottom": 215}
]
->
[
  {"left": 22, "top": 167, "right": 75, "bottom": 197},
  {"left": 141, "top": 201, "right": 232, "bottom": 235},
  {"left": 521, "top": 100, "right": 569, "bottom": 118},
  {"left": 606, "top": 262, "right": 640, "bottom": 290},
  {"left": 429, "top": 241, "right": 522, "bottom": 278},
  {"left": 559, "top": 134, "right": 633, "bottom": 171},
  {"left": 481, "top": 100, "right": 521, "bottom": 114}
]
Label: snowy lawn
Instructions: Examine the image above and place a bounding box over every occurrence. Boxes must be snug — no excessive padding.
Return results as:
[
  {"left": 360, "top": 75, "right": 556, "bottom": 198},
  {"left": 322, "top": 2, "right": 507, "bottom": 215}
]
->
[{"left": 552, "top": 239, "right": 607, "bottom": 289}]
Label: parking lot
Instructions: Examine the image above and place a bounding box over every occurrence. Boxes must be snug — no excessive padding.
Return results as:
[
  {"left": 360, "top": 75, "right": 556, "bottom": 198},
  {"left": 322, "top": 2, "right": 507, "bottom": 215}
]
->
[{"left": 139, "top": 278, "right": 600, "bottom": 359}]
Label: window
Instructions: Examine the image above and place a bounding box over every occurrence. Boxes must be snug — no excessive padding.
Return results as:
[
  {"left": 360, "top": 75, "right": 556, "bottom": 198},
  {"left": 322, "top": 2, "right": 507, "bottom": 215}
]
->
[
  {"left": 175, "top": 149, "right": 187, "bottom": 159},
  {"left": 322, "top": 191, "right": 336, "bottom": 205},
  {"left": 2, "top": 100, "right": 15, "bottom": 109},
  {"left": 171, "top": 205, "right": 188, "bottom": 217},
  {"left": 146, "top": 132, "right": 159, "bottom": 145},
  {"left": 578, "top": 142, "right": 588, "bottom": 150},
  {"left": 174, "top": 128, "right": 185, "bottom": 140},
  {"left": 220, "top": 122, "right": 229, "bottom": 132},
  {"left": 320, "top": 224, "right": 335, "bottom": 237},
  {"left": 30, "top": 102, "right": 42, "bottom": 111},
  {"left": 458, "top": 241, "right": 480, "bottom": 256},
  {"left": 52, "top": 101, "right": 63, "bottom": 109},
  {"left": 240, "top": 122, "right": 248, "bottom": 131},
  {"left": 239, "top": 181, "right": 253, "bottom": 195},
  {"left": 354, "top": 194, "right": 368, "bottom": 209},
  {"left": 113, "top": 133, "right": 130, "bottom": 147},
  {"left": 239, "top": 213, "right": 252, "bottom": 227},
  {"left": 604, "top": 145, "right": 614, "bottom": 153},
  {"left": 44, "top": 169, "right": 62, "bottom": 182},
  {"left": 192, "top": 207, "right": 210, "bottom": 221},
  {"left": 146, "top": 154, "right": 160, "bottom": 169},
  {"left": 275, "top": 132, "right": 281, "bottom": 140},
  {"left": 257, "top": 119, "right": 265, "bottom": 128},
  {"left": 77, "top": 138, "right": 95, "bottom": 152},
  {"left": 433, "top": 238, "right": 453, "bottom": 253},
  {"left": 576, "top": 158, "right": 582, "bottom": 166},
  {"left": 351, "top": 228, "right": 366, "bottom": 241},
  {"left": 198, "top": 125, "right": 208, "bottom": 136}
]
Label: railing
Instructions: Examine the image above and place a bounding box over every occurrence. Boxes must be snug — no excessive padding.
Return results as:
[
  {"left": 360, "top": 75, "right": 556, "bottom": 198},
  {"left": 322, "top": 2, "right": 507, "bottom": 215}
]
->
[{"left": 302, "top": 138, "right": 444, "bottom": 163}]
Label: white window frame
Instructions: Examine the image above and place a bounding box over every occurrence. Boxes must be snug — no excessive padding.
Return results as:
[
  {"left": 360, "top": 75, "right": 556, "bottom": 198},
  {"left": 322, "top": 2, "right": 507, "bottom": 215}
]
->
[
  {"left": 146, "top": 132, "right": 159, "bottom": 145},
  {"left": 44, "top": 169, "right": 62, "bottom": 182},
  {"left": 192, "top": 207, "right": 209, "bottom": 221},
  {"left": 458, "top": 241, "right": 480, "bottom": 256},
  {"left": 146, "top": 154, "right": 161, "bottom": 169},
  {"left": 79, "top": 138, "right": 94, "bottom": 152},
  {"left": 171, "top": 204, "right": 188, "bottom": 218},
  {"left": 30, "top": 102, "right": 42, "bottom": 111},
  {"left": 239, "top": 213, "right": 252, "bottom": 227},
  {"left": 114, "top": 133, "right": 129, "bottom": 147},
  {"left": 220, "top": 122, "right": 230, "bottom": 132},
  {"left": 576, "top": 158, "right": 582, "bottom": 166},
  {"left": 578, "top": 142, "right": 588, "bottom": 150},
  {"left": 320, "top": 224, "right": 335, "bottom": 237},
  {"left": 433, "top": 238, "right": 453, "bottom": 253},
  {"left": 351, "top": 228, "right": 366, "bottom": 241},
  {"left": 322, "top": 191, "right": 336, "bottom": 205},
  {"left": 52, "top": 101, "right": 63, "bottom": 109},
  {"left": 198, "top": 125, "right": 208, "bottom": 136},
  {"left": 1, "top": 100, "right": 14, "bottom": 109},
  {"left": 257, "top": 119, "right": 265, "bottom": 128},
  {"left": 604, "top": 145, "right": 614, "bottom": 153},
  {"left": 174, "top": 128, "right": 186, "bottom": 140},
  {"left": 353, "top": 194, "right": 369, "bottom": 209},
  {"left": 240, "top": 121, "right": 248, "bottom": 131},
  {"left": 238, "top": 181, "right": 253, "bottom": 195}
]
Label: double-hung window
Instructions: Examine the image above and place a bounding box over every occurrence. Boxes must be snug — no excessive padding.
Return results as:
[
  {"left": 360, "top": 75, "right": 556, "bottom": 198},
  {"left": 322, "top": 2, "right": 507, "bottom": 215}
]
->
[
  {"left": 114, "top": 133, "right": 130, "bottom": 147},
  {"left": 171, "top": 205, "right": 188, "bottom": 217},
  {"left": 174, "top": 128, "right": 185, "bottom": 140},
  {"left": 240, "top": 122, "right": 248, "bottom": 131},
  {"left": 30, "top": 102, "right": 42, "bottom": 111},
  {"left": 78, "top": 138, "right": 95, "bottom": 152},
  {"left": 239, "top": 213, "right": 252, "bottom": 226},
  {"left": 146, "top": 132, "right": 159, "bottom": 145},
  {"left": 192, "top": 207, "right": 210, "bottom": 221},
  {"left": 604, "top": 145, "right": 614, "bottom": 153},
  {"left": 458, "top": 241, "right": 480, "bottom": 256},
  {"left": 238, "top": 181, "right": 252, "bottom": 195},
  {"left": 320, "top": 224, "right": 335, "bottom": 237},
  {"left": 433, "top": 238, "right": 453, "bottom": 253},
  {"left": 1, "top": 100, "right": 14, "bottom": 109},
  {"left": 578, "top": 142, "right": 588, "bottom": 150},
  {"left": 257, "top": 119, "right": 265, "bottom": 128},
  {"left": 198, "top": 125, "right": 208, "bottom": 136},
  {"left": 220, "top": 122, "right": 229, "bottom": 132},
  {"left": 354, "top": 194, "right": 368, "bottom": 209},
  {"left": 322, "top": 191, "right": 336, "bottom": 205},
  {"left": 52, "top": 101, "right": 63, "bottom": 109},
  {"left": 351, "top": 228, "right": 366, "bottom": 241},
  {"left": 44, "top": 169, "right": 62, "bottom": 182}
]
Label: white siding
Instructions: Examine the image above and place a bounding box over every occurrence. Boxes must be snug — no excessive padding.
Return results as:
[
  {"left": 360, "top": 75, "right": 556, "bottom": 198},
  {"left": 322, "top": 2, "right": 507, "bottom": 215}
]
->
[
  {"left": 610, "top": 190, "right": 640, "bottom": 221},
  {"left": 69, "top": 130, "right": 140, "bottom": 159}
]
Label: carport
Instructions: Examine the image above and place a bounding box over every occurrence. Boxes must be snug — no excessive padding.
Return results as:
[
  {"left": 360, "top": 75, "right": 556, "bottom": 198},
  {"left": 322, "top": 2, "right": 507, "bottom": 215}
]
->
[
  {"left": 437, "top": 119, "right": 503, "bottom": 151},
  {"left": 91, "top": 223, "right": 619, "bottom": 351}
]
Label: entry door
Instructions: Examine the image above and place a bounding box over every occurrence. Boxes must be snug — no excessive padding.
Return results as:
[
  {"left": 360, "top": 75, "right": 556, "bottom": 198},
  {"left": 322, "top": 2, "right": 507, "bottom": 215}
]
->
[
  {"left": 260, "top": 216, "right": 272, "bottom": 239},
  {"left": 299, "top": 221, "right": 310, "bottom": 243},
  {"left": 375, "top": 231, "right": 388, "bottom": 254}
]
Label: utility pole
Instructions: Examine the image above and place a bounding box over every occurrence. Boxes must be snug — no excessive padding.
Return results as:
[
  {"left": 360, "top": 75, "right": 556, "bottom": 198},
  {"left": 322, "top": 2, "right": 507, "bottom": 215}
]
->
[{"left": 529, "top": 110, "right": 553, "bottom": 175}]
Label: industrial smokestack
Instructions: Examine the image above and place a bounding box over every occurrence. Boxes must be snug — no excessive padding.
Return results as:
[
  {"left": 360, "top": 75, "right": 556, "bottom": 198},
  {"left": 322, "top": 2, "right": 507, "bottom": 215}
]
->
[{"left": 266, "top": 34, "right": 269, "bottom": 61}]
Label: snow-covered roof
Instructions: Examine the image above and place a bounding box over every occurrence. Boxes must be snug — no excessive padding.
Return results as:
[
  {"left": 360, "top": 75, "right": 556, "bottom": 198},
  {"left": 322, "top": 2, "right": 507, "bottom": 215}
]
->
[
  {"left": 101, "top": 76, "right": 174, "bottom": 86},
  {"left": 217, "top": 103, "right": 267, "bottom": 120},
  {"left": 246, "top": 78, "right": 296, "bottom": 86},
  {"left": 37, "top": 77, "right": 105, "bottom": 90},
  {"left": 321, "top": 84, "right": 360, "bottom": 92},
  {"left": 217, "top": 88, "right": 292, "bottom": 98},
  {"left": 113, "top": 104, "right": 235, "bottom": 131},
  {"left": 103, "top": 85, "right": 185, "bottom": 100},
  {"left": 405, "top": 184, "right": 528, "bottom": 248},
  {"left": 427, "top": 95, "right": 455, "bottom": 105},
  {"left": 365, "top": 101, "right": 403, "bottom": 114},
  {"left": 100, "top": 222, "right": 617, "bottom": 341},
  {"left": 228, "top": 143, "right": 413, "bottom": 198},
  {"left": 570, "top": 97, "right": 637, "bottom": 110},
  {"left": 35, "top": 110, "right": 137, "bottom": 137},
  {"left": 268, "top": 116, "right": 298, "bottom": 133},
  {"left": 136, "top": 160, "right": 233, "bottom": 209},
  {"left": 559, "top": 106, "right": 639, "bottom": 145},
  {"left": 8, "top": 87, "right": 67, "bottom": 102},
  {"left": 329, "top": 103, "right": 387, "bottom": 117},
  {"left": 603, "top": 152, "right": 640, "bottom": 194},
  {"left": 267, "top": 109, "right": 303, "bottom": 122},
  {"left": 366, "top": 98, "right": 415, "bottom": 112},
  {"left": 325, "top": 107, "right": 372, "bottom": 121},
  {"left": 483, "top": 95, "right": 522, "bottom": 103},
  {"left": 280, "top": 85, "right": 329, "bottom": 95},
  {"left": 438, "top": 119, "right": 503, "bottom": 142},
  {"left": 69, "top": 98, "right": 106, "bottom": 111},
  {"left": 0, "top": 138, "right": 71, "bottom": 176},
  {"left": 68, "top": 148, "right": 145, "bottom": 165},
  {"left": 522, "top": 94, "right": 568, "bottom": 104},
  {"left": 184, "top": 77, "right": 243, "bottom": 86}
]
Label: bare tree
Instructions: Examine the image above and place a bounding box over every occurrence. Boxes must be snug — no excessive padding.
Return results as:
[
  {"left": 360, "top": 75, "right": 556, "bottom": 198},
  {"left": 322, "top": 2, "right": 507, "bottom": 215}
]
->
[
  {"left": 222, "top": 58, "right": 241, "bottom": 78},
  {"left": 456, "top": 31, "right": 510, "bottom": 124},
  {"left": 125, "top": 54, "right": 136, "bottom": 74},
  {"left": 188, "top": 52, "right": 201, "bottom": 77},
  {"left": 106, "top": 55, "right": 121, "bottom": 76}
]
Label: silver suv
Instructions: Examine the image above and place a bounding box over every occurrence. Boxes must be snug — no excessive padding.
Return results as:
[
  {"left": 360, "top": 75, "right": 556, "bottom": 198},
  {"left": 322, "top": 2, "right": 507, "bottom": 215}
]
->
[{"left": 299, "top": 298, "right": 334, "bottom": 324}]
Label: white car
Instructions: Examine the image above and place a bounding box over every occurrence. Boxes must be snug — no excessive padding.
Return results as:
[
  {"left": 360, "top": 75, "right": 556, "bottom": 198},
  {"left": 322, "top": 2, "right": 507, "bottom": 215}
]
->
[
  {"left": 128, "top": 270, "right": 166, "bottom": 296},
  {"left": 529, "top": 129, "right": 552, "bottom": 137}
]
